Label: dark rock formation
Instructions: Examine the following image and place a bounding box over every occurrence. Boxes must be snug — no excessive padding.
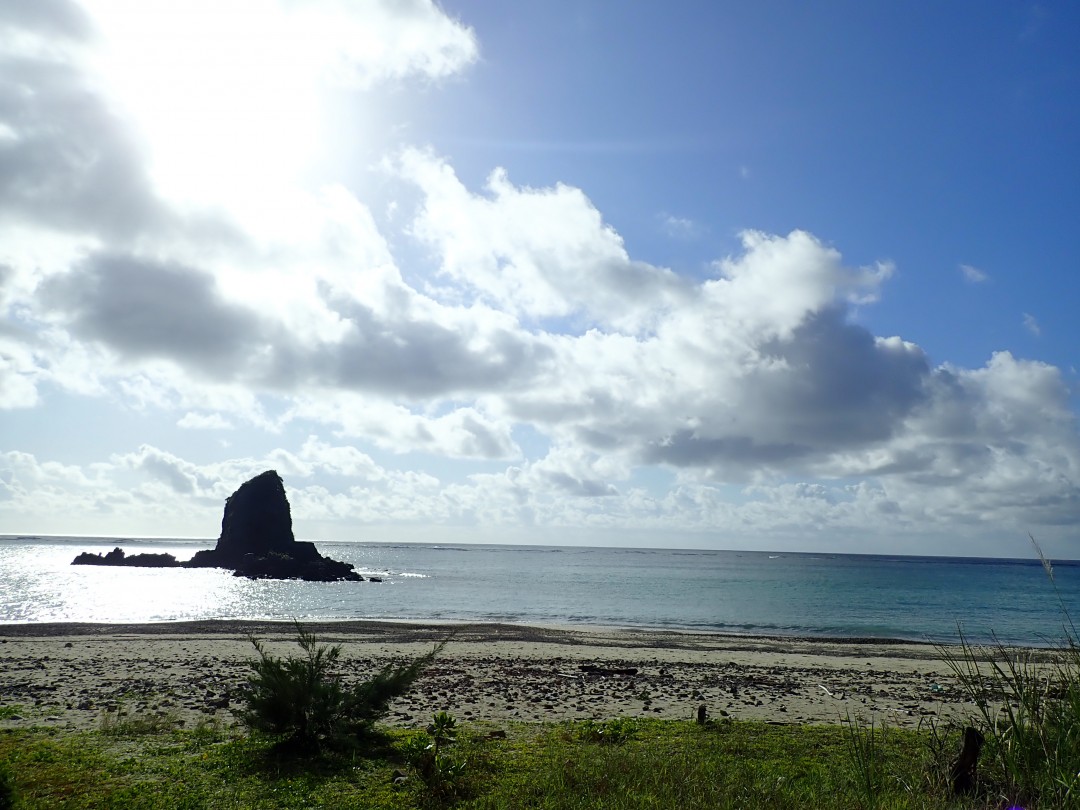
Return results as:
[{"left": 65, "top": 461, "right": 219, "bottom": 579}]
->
[
  {"left": 189, "top": 470, "right": 296, "bottom": 567},
  {"left": 71, "top": 548, "right": 181, "bottom": 567},
  {"left": 72, "top": 470, "right": 362, "bottom": 582}
]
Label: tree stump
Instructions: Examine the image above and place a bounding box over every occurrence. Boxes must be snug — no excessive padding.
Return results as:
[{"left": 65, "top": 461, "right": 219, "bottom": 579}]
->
[{"left": 950, "top": 726, "right": 985, "bottom": 795}]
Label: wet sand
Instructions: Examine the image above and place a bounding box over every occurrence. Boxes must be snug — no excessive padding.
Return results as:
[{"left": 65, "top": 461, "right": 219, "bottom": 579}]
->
[{"left": 0, "top": 620, "right": 989, "bottom": 731}]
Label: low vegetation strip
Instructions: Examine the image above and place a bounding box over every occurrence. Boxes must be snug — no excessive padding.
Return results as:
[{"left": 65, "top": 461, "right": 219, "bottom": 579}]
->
[
  {"left": 2, "top": 713, "right": 1071, "bottom": 809},
  {"left": 0, "top": 718, "right": 933, "bottom": 809}
]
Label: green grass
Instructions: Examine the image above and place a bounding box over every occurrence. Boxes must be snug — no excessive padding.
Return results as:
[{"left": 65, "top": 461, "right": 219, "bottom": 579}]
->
[
  {"left": 0, "top": 716, "right": 1000, "bottom": 809},
  {"left": 0, "top": 722, "right": 414, "bottom": 809}
]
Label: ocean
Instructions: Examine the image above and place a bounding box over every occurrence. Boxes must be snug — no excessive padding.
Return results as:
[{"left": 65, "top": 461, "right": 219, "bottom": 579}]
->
[{"left": 2, "top": 535, "right": 1078, "bottom": 647}]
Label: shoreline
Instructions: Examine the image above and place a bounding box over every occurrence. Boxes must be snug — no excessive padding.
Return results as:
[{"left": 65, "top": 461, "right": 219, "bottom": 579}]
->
[
  {"left": 0, "top": 619, "right": 1003, "bottom": 732},
  {"left": 0, "top": 618, "right": 941, "bottom": 647}
]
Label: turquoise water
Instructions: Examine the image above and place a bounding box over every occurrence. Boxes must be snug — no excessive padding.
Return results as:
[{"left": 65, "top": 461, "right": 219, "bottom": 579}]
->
[{"left": 2, "top": 536, "right": 1078, "bottom": 646}]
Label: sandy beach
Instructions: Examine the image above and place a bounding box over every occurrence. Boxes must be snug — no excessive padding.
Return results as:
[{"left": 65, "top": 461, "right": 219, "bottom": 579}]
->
[{"left": 0, "top": 621, "right": 990, "bottom": 732}]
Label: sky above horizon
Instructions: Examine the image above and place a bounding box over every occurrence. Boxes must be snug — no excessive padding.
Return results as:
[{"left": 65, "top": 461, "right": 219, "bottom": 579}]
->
[{"left": 1, "top": 1, "right": 1078, "bottom": 558}]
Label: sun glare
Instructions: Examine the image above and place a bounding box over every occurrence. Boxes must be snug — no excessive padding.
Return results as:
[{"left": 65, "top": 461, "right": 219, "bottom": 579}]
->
[{"left": 89, "top": 1, "right": 329, "bottom": 207}]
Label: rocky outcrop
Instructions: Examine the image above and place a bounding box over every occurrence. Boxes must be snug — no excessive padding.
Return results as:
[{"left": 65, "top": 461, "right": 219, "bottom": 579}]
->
[
  {"left": 71, "top": 548, "right": 181, "bottom": 567},
  {"left": 72, "top": 471, "right": 362, "bottom": 582}
]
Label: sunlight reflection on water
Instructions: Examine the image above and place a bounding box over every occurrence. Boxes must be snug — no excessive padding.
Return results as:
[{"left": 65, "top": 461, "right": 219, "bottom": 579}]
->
[
  {"left": 3, "top": 541, "right": 238, "bottom": 622},
  {"left": 0, "top": 537, "right": 414, "bottom": 624}
]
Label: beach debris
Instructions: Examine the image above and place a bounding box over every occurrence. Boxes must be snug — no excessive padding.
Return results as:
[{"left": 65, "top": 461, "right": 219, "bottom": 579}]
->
[
  {"left": 950, "top": 725, "right": 985, "bottom": 795},
  {"left": 578, "top": 664, "right": 638, "bottom": 677},
  {"left": 818, "top": 685, "right": 834, "bottom": 697}
]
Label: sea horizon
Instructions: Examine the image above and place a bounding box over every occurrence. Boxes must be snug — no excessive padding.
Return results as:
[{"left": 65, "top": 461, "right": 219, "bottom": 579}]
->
[{"left": 4, "top": 533, "right": 1077, "bottom": 565}]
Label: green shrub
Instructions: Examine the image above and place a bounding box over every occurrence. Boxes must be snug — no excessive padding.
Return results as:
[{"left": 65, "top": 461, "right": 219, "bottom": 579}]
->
[
  {"left": 239, "top": 622, "right": 445, "bottom": 753},
  {"left": 402, "top": 712, "right": 469, "bottom": 801}
]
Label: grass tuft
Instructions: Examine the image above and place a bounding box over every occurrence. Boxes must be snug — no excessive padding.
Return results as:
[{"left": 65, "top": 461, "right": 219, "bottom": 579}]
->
[
  {"left": 937, "top": 535, "right": 1080, "bottom": 808},
  {"left": 99, "top": 704, "right": 182, "bottom": 736},
  {"left": 843, "top": 713, "right": 889, "bottom": 808}
]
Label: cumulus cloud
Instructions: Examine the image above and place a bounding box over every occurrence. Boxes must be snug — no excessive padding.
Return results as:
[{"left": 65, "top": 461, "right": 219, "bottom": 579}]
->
[
  {"left": 300, "top": 0, "right": 479, "bottom": 86},
  {"left": 397, "top": 148, "right": 691, "bottom": 333},
  {"left": 0, "top": 48, "right": 167, "bottom": 240},
  {"left": 813, "top": 352, "right": 1080, "bottom": 527},
  {"left": 118, "top": 445, "right": 201, "bottom": 495},
  {"left": 40, "top": 252, "right": 266, "bottom": 373},
  {"left": 35, "top": 241, "right": 551, "bottom": 402},
  {"left": 486, "top": 229, "right": 916, "bottom": 478},
  {"left": 0, "top": 0, "right": 92, "bottom": 40},
  {"left": 298, "top": 287, "right": 551, "bottom": 398},
  {"left": 287, "top": 394, "right": 519, "bottom": 460}
]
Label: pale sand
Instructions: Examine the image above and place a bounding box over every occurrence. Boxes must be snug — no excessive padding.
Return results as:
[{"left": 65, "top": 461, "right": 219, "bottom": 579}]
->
[{"left": 0, "top": 621, "right": 994, "bottom": 732}]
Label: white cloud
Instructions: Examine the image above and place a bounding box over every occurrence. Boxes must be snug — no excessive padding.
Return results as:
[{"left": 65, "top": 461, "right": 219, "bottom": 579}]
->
[
  {"left": 659, "top": 213, "right": 700, "bottom": 239},
  {"left": 1023, "top": 312, "right": 1041, "bottom": 336},
  {"left": 0, "top": 326, "right": 40, "bottom": 409},
  {"left": 112, "top": 445, "right": 210, "bottom": 496},
  {"left": 288, "top": 394, "right": 519, "bottom": 460},
  {"left": 707, "top": 230, "right": 893, "bottom": 335},
  {"left": 397, "top": 148, "right": 691, "bottom": 333},
  {"left": 85, "top": 0, "right": 477, "bottom": 205},
  {"left": 177, "top": 412, "right": 233, "bottom": 431},
  {"left": 488, "top": 229, "right": 917, "bottom": 481},
  {"left": 297, "top": 436, "right": 386, "bottom": 480},
  {"left": 818, "top": 352, "right": 1080, "bottom": 528},
  {"left": 960, "top": 263, "right": 988, "bottom": 283},
  {"left": 308, "top": 0, "right": 479, "bottom": 86}
]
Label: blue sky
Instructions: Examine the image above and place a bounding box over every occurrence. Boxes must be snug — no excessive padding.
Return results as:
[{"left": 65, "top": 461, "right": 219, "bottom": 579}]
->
[{"left": 0, "top": 1, "right": 1077, "bottom": 558}]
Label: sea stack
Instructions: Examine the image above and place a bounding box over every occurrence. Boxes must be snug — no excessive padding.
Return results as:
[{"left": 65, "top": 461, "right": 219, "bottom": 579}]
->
[
  {"left": 187, "top": 470, "right": 361, "bottom": 581},
  {"left": 73, "top": 470, "right": 362, "bottom": 582}
]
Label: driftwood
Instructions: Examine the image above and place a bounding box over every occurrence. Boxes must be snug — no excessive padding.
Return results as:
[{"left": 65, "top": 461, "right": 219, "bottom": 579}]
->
[
  {"left": 578, "top": 664, "right": 639, "bottom": 676},
  {"left": 950, "top": 726, "right": 985, "bottom": 795}
]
